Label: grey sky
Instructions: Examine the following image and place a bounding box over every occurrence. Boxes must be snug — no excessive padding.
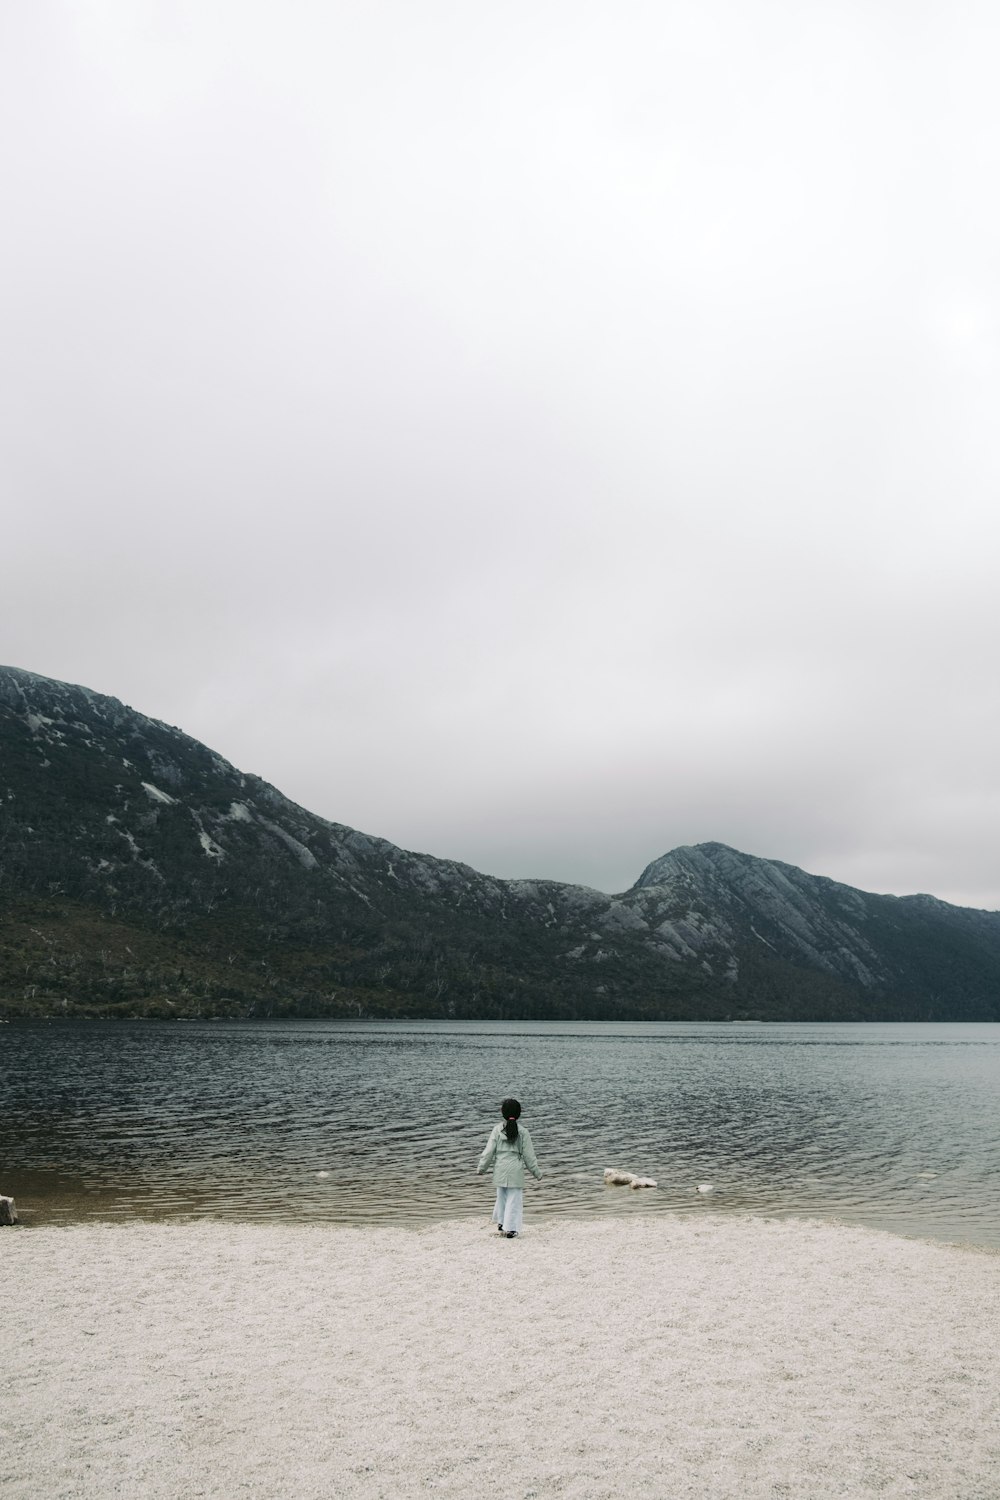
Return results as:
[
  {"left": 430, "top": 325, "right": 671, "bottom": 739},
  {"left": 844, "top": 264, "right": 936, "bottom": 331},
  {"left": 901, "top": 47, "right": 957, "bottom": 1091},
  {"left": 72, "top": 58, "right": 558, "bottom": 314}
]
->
[{"left": 3, "top": 2, "right": 999, "bottom": 907}]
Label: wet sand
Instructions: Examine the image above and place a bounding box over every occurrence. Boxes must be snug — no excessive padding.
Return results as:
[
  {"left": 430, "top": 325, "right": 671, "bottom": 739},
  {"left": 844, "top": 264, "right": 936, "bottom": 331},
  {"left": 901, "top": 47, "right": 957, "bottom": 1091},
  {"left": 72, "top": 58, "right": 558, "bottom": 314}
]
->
[{"left": 4, "top": 1215, "right": 1000, "bottom": 1498}]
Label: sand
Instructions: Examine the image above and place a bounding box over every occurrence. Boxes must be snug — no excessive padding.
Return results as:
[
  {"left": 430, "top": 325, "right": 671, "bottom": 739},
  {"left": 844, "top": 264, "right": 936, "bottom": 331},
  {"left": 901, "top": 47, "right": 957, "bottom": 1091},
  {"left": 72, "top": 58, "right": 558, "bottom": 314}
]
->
[{"left": 3, "top": 1215, "right": 1000, "bottom": 1499}]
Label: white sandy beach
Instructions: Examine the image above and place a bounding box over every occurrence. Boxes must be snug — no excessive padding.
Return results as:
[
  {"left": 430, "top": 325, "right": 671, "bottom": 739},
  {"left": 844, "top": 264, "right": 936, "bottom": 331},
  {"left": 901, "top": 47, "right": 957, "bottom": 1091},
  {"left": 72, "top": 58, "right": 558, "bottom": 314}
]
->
[{"left": 4, "top": 1215, "right": 1000, "bottom": 1500}]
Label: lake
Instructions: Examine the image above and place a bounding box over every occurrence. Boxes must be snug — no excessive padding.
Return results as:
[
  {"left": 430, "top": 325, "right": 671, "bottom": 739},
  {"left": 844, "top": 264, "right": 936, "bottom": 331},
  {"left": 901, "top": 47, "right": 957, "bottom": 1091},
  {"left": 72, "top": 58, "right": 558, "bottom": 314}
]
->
[{"left": 2, "top": 1020, "right": 999, "bottom": 1248}]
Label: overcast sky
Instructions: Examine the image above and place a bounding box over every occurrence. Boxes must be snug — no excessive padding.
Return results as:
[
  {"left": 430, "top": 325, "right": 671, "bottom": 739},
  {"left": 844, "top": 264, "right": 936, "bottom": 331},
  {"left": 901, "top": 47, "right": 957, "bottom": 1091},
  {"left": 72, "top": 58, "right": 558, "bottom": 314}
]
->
[{"left": 3, "top": 1, "right": 999, "bottom": 907}]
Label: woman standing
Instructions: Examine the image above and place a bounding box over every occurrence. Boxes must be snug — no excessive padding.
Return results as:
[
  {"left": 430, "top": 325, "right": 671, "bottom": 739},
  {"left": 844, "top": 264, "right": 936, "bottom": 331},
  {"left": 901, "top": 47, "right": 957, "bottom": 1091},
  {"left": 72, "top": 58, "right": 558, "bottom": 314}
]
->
[{"left": 476, "top": 1097, "right": 542, "bottom": 1237}]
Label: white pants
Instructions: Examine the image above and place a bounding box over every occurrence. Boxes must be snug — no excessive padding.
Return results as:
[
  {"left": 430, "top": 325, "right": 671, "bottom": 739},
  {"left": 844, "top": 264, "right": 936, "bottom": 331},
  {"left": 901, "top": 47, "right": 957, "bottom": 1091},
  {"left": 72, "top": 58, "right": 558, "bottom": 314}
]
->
[{"left": 492, "top": 1186, "right": 524, "bottom": 1234}]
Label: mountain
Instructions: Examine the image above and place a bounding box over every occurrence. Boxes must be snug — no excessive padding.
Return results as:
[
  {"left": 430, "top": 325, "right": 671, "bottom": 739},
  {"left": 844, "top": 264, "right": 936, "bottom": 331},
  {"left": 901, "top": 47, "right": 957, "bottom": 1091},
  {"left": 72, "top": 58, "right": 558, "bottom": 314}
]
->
[{"left": 2, "top": 665, "right": 999, "bottom": 1021}]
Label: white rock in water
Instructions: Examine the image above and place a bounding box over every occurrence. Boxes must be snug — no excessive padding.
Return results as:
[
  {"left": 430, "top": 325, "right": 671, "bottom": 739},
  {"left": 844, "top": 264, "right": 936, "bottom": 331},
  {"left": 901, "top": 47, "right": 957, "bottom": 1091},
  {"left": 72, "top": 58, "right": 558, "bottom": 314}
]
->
[
  {"left": 315, "top": 1171, "right": 331, "bottom": 1179},
  {"left": 697, "top": 1183, "right": 714, "bottom": 1194},
  {"left": 605, "top": 1168, "right": 657, "bottom": 1189}
]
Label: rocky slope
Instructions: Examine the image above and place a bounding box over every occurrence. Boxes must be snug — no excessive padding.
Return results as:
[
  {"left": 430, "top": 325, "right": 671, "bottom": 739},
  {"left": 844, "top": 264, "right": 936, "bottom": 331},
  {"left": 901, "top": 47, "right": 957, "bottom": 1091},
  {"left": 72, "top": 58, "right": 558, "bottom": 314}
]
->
[{"left": 2, "top": 665, "right": 999, "bottom": 1020}]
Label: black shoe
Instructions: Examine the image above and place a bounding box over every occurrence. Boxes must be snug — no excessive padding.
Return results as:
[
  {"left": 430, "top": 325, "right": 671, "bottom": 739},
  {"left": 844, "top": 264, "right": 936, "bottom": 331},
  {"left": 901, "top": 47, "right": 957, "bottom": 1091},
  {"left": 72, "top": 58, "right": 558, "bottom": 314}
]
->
[{"left": 505, "top": 1231, "right": 517, "bottom": 1238}]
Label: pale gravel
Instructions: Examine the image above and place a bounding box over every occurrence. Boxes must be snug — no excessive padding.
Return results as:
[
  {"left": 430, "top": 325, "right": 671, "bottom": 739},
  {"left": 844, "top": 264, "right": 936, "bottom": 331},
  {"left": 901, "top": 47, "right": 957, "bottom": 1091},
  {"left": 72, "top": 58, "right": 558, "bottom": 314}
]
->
[{"left": 3, "top": 1216, "right": 1000, "bottom": 1500}]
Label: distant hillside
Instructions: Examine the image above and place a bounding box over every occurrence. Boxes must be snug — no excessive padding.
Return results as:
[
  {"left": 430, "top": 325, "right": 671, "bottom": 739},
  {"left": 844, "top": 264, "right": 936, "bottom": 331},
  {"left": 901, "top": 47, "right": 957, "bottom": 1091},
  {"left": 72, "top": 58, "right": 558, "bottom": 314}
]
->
[{"left": 2, "top": 665, "right": 999, "bottom": 1021}]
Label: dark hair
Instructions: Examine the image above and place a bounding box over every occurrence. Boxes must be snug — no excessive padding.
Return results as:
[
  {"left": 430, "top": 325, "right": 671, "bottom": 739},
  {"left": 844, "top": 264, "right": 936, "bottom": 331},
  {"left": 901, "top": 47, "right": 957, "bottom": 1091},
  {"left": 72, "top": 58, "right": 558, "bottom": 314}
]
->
[{"left": 500, "top": 1097, "right": 521, "bottom": 1142}]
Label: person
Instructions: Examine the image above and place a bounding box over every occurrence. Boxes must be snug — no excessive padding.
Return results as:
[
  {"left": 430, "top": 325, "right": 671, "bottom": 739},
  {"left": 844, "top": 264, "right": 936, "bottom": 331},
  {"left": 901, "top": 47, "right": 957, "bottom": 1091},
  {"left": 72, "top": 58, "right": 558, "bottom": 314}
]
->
[{"left": 476, "top": 1097, "right": 542, "bottom": 1237}]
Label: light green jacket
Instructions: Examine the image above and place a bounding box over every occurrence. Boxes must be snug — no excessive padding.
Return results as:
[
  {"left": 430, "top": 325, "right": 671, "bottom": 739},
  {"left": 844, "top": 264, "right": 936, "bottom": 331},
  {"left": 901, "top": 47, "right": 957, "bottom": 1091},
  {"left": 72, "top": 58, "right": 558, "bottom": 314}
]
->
[{"left": 477, "top": 1123, "right": 542, "bottom": 1188}]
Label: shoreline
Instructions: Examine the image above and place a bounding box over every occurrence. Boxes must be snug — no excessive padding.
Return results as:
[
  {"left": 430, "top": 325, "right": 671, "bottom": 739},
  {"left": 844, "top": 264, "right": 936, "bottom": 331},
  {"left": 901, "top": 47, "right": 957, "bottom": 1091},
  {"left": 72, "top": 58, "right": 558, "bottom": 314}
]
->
[
  {"left": 8, "top": 1201, "right": 1000, "bottom": 1258},
  {"left": 8, "top": 1177, "right": 1000, "bottom": 1253},
  {"left": 5, "top": 1214, "right": 1000, "bottom": 1498}
]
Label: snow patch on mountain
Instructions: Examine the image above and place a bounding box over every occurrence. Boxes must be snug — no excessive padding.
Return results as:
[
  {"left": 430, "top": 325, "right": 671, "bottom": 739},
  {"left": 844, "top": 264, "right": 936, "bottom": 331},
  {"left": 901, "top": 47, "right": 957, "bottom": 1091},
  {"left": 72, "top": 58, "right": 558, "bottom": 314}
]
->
[
  {"left": 141, "top": 782, "right": 175, "bottom": 806},
  {"left": 259, "top": 819, "right": 318, "bottom": 870},
  {"left": 190, "top": 812, "right": 225, "bottom": 860}
]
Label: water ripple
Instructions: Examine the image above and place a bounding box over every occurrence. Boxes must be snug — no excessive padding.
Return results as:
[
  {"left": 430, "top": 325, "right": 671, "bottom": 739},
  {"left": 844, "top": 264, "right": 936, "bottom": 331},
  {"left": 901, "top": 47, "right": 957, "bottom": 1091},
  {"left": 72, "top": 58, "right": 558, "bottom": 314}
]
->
[{"left": 2, "top": 1020, "right": 999, "bottom": 1246}]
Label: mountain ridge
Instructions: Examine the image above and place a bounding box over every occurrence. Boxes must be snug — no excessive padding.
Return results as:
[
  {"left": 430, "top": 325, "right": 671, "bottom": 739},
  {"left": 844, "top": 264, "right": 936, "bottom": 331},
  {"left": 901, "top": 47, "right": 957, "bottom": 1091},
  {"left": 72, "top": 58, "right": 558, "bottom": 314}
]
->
[{"left": 3, "top": 664, "right": 999, "bottom": 1021}]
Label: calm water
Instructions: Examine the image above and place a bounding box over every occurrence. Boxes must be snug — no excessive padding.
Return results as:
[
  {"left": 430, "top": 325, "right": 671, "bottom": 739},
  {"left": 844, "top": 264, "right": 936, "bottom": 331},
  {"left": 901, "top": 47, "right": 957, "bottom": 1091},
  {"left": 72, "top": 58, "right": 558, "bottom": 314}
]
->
[{"left": 2, "top": 1020, "right": 999, "bottom": 1248}]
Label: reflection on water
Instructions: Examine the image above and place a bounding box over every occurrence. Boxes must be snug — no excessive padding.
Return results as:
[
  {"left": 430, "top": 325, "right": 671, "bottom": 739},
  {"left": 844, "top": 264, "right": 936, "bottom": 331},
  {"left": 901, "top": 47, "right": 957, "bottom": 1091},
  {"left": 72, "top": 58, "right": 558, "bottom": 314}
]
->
[{"left": 2, "top": 1021, "right": 999, "bottom": 1248}]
